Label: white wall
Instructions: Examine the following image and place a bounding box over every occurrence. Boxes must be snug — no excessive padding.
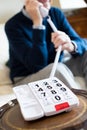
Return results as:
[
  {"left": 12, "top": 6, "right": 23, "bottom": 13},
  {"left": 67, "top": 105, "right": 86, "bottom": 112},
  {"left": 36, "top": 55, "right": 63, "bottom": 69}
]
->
[
  {"left": 60, "top": 0, "right": 87, "bottom": 11},
  {"left": 0, "top": 0, "right": 23, "bottom": 23}
]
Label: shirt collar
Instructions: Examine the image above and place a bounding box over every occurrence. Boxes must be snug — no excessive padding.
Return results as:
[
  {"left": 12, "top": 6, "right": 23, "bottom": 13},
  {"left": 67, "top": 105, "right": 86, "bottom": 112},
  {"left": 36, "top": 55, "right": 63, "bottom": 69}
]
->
[{"left": 22, "top": 7, "right": 31, "bottom": 19}]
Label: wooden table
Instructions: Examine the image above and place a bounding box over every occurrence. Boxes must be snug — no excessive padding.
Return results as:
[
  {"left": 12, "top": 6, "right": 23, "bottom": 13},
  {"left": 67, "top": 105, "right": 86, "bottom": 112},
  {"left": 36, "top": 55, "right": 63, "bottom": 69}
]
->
[{"left": 0, "top": 89, "right": 87, "bottom": 130}]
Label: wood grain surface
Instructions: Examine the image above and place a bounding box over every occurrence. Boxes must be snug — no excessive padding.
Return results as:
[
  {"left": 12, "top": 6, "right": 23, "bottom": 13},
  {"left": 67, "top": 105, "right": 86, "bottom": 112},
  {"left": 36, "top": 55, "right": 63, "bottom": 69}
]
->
[{"left": 0, "top": 89, "right": 87, "bottom": 130}]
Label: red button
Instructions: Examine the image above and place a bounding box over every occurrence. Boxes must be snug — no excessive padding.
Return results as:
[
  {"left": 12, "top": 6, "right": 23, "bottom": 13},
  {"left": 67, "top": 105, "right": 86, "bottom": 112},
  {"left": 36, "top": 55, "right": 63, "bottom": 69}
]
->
[{"left": 55, "top": 102, "right": 69, "bottom": 111}]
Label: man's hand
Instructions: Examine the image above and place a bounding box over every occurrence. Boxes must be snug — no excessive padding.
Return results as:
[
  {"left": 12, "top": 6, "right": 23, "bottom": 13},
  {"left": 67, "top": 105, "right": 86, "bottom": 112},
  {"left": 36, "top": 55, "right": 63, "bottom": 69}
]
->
[
  {"left": 25, "top": 0, "right": 43, "bottom": 26},
  {"left": 51, "top": 31, "right": 75, "bottom": 52}
]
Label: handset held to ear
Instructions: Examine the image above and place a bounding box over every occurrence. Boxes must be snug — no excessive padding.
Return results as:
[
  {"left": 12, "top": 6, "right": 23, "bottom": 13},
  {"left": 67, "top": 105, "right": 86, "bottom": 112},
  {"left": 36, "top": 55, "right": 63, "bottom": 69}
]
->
[{"left": 39, "top": 6, "right": 49, "bottom": 18}]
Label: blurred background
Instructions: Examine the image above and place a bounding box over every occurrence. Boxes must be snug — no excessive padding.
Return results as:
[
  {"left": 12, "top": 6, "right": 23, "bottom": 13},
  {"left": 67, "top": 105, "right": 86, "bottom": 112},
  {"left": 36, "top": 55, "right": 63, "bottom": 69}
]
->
[{"left": 0, "top": 0, "right": 87, "bottom": 23}]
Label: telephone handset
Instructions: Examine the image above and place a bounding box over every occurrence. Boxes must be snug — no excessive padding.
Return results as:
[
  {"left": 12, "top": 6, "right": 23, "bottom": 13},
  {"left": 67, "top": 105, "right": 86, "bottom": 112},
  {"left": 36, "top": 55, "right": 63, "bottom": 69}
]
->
[{"left": 39, "top": 6, "right": 49, "bottom": 18}]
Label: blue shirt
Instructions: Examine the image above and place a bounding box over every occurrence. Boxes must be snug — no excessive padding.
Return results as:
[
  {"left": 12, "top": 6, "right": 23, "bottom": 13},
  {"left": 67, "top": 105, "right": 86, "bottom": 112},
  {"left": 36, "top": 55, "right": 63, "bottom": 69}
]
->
[{"left": 5, "top": 7, "right": 87, "bottom": 81}]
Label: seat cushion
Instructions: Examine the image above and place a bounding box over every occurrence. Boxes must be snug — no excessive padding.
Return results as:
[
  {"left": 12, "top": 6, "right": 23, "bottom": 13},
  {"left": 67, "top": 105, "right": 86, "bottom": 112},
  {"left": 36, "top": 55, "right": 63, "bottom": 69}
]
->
[{"left": 0, "top": 24, "right": 12, "bottom": 85}]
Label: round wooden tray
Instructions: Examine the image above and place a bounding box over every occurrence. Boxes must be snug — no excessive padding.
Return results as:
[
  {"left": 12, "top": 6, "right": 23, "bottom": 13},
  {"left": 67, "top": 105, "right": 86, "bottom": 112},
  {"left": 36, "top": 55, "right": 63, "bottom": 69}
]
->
[{"left": 0, "top": 89, "right": 87, "bottom": 130}]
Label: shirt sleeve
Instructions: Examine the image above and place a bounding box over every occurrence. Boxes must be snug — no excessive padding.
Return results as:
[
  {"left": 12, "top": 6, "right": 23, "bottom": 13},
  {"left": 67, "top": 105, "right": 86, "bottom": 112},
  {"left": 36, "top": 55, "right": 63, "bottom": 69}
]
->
[{"left": 33, "top": 25, "right": 45, "bottom": 30}]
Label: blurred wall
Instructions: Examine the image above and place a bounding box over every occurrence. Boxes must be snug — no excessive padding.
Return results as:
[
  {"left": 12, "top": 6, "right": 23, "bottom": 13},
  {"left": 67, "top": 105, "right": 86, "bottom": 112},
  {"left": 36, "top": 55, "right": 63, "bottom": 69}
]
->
[
  {"left": 52, "top": 0, "right": 61, "bottom": 7},
  {"left": 0, "top": 0, "right": 23, "bottom": 23}
]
